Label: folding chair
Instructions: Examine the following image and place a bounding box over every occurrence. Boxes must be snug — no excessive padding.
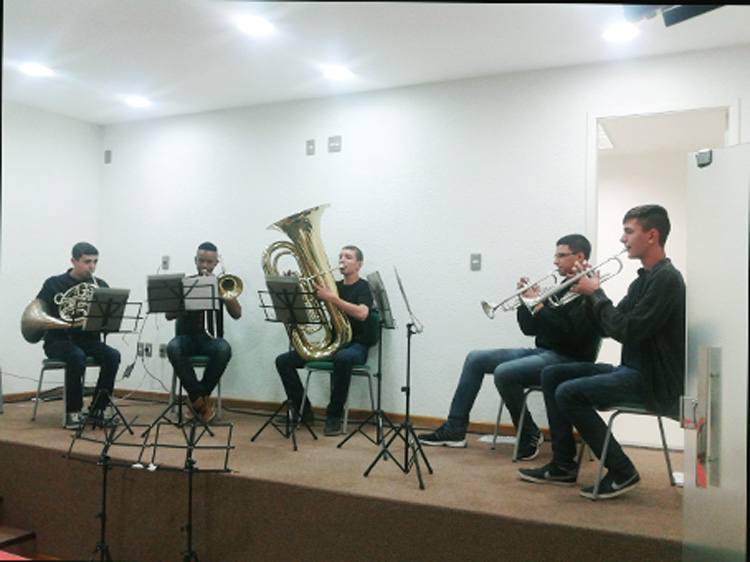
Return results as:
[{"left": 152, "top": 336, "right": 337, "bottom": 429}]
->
[
  {"left": 31, "top": 356, "right": 100, "bottom": 426},
  {"left": 589, "top": 403, "right": 677, "bottom": 500}
]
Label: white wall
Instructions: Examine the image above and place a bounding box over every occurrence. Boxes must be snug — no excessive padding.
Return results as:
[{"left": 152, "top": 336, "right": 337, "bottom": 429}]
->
[
  {"left": 2, "top": 45, "right": 749, "bottom": 440},
  {"left": 1, "top": 104, "right": 102, "bottom": 391}
]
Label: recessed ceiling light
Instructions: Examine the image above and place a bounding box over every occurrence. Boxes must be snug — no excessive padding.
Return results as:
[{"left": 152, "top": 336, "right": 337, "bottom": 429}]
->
[
  {"left": 125, "top": 96, "right": 152, "bottom": 108},
  {"left": 602, "top": 22, "right": 641, "bottom": 42},
  {"left": 322, "top": 65, "right": 354, "bottom": 81},
  {"left": 20, "top": 62, "right": 53, "bottom": 77},
  {"left": 236, "top": 14, "right": 274, "bottom": 36}
]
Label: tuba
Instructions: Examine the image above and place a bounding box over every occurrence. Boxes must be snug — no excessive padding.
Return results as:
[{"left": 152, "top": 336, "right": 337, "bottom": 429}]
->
[{"left": 261, "top": 204, "right": 352, "bottom": 360}]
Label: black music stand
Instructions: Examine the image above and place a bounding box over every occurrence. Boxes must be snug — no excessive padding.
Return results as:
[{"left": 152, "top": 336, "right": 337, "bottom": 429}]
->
[
  {"left": 82, "top": 288, "right": 141, "bottom": 419},
  {"left": 250, "top": 275, "right": 318, "bottom": 450},
  {"left": 83, "top": 288, "right": 132, "bottom": 337},
  {"left": 364, "top": 267, "right": 433, "bottom": 489},
  {"left": 66, "top": 390, "right": 142, "bottom": 562},
  {"left": 140, "top": 275, "right": 233, "bottom": 561},
  {"left": 138, "top": 416, "right": 233, "bottom": 562},
  {"left": 338, "top": 271, "right": 397, "bottom": 448},
  {"left": 147, "top": 273, "right": 185, "bottom": 314}
]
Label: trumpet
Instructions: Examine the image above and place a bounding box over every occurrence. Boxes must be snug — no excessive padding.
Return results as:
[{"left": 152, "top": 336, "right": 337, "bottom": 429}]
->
[
  {"left": 521, "top": 249, "right": 627, "bottom": 311},
  {"left": 480, "top": 271, "right": 558, "bottom": 319}
]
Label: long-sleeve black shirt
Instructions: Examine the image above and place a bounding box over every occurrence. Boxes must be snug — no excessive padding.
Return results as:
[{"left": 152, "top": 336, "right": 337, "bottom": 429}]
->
[
  {"left": 516, "top": 288, "right": 601, "bottom": 362},
  {"left": 586, "top": 257, "right": 685, "bottom": 416}
]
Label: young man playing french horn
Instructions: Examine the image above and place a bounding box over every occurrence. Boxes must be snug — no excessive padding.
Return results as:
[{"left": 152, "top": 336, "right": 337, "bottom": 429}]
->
[{"left": 34, "top": 242, "right": 121, "bottom": 428}]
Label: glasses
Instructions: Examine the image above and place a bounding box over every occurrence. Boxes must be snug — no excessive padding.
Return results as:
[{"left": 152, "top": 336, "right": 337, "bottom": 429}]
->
[{"left": 554, "top": 252, "right": 574, "bottom": 259}]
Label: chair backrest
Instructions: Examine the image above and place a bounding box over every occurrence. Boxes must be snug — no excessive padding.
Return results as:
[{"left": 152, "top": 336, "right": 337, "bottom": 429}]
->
[{"left": 361, "top": 309, "right": 381, "bottom": 347}]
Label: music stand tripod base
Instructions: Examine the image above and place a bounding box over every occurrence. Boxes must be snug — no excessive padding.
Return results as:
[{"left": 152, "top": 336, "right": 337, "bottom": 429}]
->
[
  {"left": 250, "top": 400, "right": 317, "bottom": 451},
  {"left": 363, "top": 322, "right": 432, "bottom": 489}
]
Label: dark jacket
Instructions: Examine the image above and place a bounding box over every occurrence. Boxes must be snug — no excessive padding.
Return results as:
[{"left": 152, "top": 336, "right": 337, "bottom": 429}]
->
[
  {"left": 587, "top": 258, "right": 686, "bottom": 416},
  {"left": 516, "top": 288, "right": 601, "bottom": 362}
]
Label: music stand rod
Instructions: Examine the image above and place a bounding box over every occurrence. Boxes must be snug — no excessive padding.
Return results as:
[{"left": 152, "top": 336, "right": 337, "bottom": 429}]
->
[{"left": 363, "top": 321, "right": 432, "bottom": 489}]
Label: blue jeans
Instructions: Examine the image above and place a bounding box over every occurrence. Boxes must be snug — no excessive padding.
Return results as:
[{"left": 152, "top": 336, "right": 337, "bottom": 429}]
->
[
  {"left": 167, "top": 334, "right": 232, "bottom": 402},
  {"left": 541, "top": 362, "right": 643, "bottom": 474},
  {"left": 444, "top": 347, "right": 572, "bottom": 442},
  {"left": 44, "top": 338, "right": 121, "bottom": 413},
  {"left": 275, "top": 342, "right": 368, "bottom": 418}
]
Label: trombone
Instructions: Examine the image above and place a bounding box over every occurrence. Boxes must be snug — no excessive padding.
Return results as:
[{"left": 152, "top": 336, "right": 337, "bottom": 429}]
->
[
  {"left": 216, "top": 256, "right": 243, "bottom": 300},
  {"left": 480, "top": 271, "right": 558, "bottom": 319}
]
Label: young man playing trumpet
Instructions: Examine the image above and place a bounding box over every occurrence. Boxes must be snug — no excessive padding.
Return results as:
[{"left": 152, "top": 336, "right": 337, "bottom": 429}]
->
[
  {"left": 419, "top": 235, "right": 601, "bottom": 458},
  {"left": 34, "top": 242, "right": 121, "bottom": 428},
  {"left": 166, "top": 242, "right": 242, "bottom": 423},
  {"left": 519, "top": 205, "right": 685, "bottom": 499}
]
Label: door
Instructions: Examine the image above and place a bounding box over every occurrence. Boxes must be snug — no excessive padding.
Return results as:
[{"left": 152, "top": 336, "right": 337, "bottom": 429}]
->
[{"left": 683, "top": 143, "right": 749, "bottom": 561}]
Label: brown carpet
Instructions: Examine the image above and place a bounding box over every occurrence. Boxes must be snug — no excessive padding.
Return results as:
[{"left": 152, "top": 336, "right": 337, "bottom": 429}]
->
[{"left": 0, "top": 394, "right": 683, "bottom": 561}]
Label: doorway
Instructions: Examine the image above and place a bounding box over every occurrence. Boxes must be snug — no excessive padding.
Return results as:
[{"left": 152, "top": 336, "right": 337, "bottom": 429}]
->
[{"left": 592, "top": 106, "right": 728, "bottom": 448}]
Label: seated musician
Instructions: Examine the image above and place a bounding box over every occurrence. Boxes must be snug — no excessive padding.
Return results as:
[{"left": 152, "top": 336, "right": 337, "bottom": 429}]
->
[
  {"left": 166, "top": 242, "right": 241, "bottom": 423},
  {"left": 418, "top": 235, "right": 601, "bottom": 458},
  {"left": 33, "top": 242, "right": 121, "bottom": 428},
  {"left": 275, "top": 245, "right": 374, "bottom": 436}
]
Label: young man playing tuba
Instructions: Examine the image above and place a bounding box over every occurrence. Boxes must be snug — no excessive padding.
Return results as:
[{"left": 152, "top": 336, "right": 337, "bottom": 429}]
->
[{"left": 275, "top": 245, "right": 374, "bottom": 436}]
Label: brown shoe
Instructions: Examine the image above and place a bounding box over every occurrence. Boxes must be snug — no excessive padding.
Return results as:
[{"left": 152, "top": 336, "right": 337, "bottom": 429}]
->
[
  {"left": 191, "top": 395, "right": 215, "bottom": 424},
  {"left": 201, "top": 404, "right": 216, "bottom": 424},
  {"left": 190, "top": 396, "right": 206, "bottom": 417}
]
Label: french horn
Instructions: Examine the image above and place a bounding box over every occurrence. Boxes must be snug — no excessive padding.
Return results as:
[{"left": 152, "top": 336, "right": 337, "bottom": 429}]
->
[
  {"left": 261, "top": 204, "right": 352, "bottom": 360},
  {"left": 21, "top": 277, "right": 97, "bottom": 343}
]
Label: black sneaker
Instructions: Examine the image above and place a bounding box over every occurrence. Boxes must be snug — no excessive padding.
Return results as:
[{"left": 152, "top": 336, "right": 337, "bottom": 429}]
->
[
  {"left": 87, "top": 408, "right": 115, "bottom": 426},
  {"left": 300, "top": 408, "right": 315, "bottom": 426},
  {"left": 275, "top": 408, "right": 315, "bottom": 427},
  {"left": 516, "top": 431, "right": 544, "bottom": 461},
  {"left": 324, "top": 416, "right": 342, "bottom": 436},
  {"left": 580, "top": 470, "right": 641, "bottom": 500},
  {"left": 64, "top": 411, "right": 84, "bottom": 429},
  {"left": 518, "top": 462, "right": 577, "bottom": 485},
  {"left": 417, "top": 425, "right": 467, "bottom": 448}
]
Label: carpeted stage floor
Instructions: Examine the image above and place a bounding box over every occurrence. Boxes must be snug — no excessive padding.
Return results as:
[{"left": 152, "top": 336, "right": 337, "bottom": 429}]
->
[{"left": 0, "top": 394, "right": 683, "bottom": 561}]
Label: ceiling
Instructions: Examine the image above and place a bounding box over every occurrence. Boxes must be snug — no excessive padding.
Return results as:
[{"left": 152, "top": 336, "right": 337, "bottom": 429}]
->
[{"left": 3, "top": 2, "right": 750, "bottom": 126}]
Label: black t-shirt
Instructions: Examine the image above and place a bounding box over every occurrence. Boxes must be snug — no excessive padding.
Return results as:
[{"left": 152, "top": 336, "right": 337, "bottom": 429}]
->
[
  {"left": 176, "top": 302, "right": 225, "bottom": 338},
  {"left": 36, "top": 269, "right": 109, "bottom": 342},
  {"left": 337, "top": 278, "right": 374, "bottom": 345}
]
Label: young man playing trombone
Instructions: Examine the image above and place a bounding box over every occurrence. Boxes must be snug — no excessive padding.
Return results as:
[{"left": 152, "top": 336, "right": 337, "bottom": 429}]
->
[
  {"left": 519, "top": 205, "right": 685, "bottom": 499},
  {"left": 419, "top": 235, "right": 601, "bottom": 458},
  {"left": 166, "top": 242, "right": 242, "bottom": 423}
]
